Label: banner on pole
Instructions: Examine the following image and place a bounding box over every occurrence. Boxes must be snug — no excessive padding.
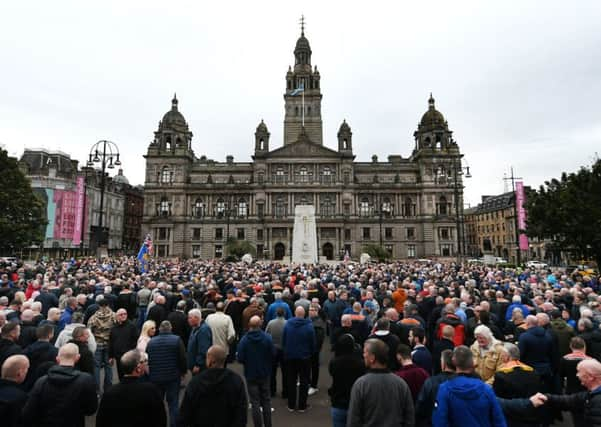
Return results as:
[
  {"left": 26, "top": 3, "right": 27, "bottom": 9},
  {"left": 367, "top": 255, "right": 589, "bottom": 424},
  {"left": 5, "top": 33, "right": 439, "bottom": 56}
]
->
[{"left": 516, "top": 181, "right": 529, "bottom": 251}]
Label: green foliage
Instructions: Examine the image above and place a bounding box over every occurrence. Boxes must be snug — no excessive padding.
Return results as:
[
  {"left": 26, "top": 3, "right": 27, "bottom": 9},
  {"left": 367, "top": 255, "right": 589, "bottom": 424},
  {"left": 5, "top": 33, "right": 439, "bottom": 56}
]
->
[
  {"left": 525, "top": 159, "right": 601, "bottom": 267},
  {"left": 225, "top": 237, "right": 256, "bottom": 259},
  {"left": 0, "top": 149, "right": 47, "bottom": 252},
  {"left": 363, "top": 244, "right": 390, "bottom": 262}
]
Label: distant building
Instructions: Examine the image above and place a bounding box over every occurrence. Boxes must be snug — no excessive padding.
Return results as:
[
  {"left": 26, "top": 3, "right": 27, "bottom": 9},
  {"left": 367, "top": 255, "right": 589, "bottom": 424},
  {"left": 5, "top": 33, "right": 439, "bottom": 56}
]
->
[
  {"left": 142, "top": 27, "right": 468, "bottom": 260},
  {"left": 19, "top": 149, "right": 140, "bottom": 255},
  {"left": 113, "top": 169, "right": 144, "bottom": 251}
]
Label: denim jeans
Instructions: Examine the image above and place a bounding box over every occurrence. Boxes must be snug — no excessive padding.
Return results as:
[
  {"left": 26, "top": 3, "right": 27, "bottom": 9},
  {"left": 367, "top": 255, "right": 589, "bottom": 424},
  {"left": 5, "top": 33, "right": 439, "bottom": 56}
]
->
[
  {"left": 94, "top": 346, "right": 112, "bottom": 392},
  {"left": 331, "top": 407, "right": 348, "bottom": 427},
  {"left": 247, "top": 377, "right": 272, "bottom": 427},
  {"left": 137, "top": 306, "right": 147, "bottom": 330},
  {"left": 156, "top": 379, "right": 180, "bottom": 427}
]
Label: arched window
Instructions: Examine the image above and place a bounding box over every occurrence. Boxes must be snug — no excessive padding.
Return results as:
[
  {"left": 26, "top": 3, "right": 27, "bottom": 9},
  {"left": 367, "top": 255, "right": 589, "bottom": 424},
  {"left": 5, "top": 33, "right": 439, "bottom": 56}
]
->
[
  {"left": 193, "top": 198, "right": 204, "bottom": 218},
  {"left": 158, "top": 197, "right": 170, "bottom": 216},
  {"left": 237, "top": 199, "right": 248, "bottom": 217},
  {"left": 160, "top": 166, "right": 172, "bottom": 184},
  {"left": 360, "top": 198, "right": 371, "bottom": 216},
  {"left": 297, "top": 166, "right": 310, "bottom": 183},
  {"left": 273, "top": 167, "right": 287, "bottom": 184},
  {"left": 343, "top": 139, "right": 348, "bottom": 149},
  {"left": 215, "top": 198, "right": 226, "bottom": 217},
  {"left": 321, "top": 167, "right": 333, "bottom": 184}
]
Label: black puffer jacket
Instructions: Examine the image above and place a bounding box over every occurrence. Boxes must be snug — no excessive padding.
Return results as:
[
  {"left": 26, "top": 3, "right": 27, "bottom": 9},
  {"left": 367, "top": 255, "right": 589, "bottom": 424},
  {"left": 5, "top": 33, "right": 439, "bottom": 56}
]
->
[
  {"left": 22, "top": 365, "right": 97, "bottom": 427},
  {"left": 547, "top": 388, "right": 601, "bottom": 427}
]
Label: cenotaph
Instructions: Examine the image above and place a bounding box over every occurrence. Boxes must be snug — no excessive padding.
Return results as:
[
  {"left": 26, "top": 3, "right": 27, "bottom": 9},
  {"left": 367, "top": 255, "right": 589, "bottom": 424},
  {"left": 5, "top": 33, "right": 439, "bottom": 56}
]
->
[{"left": 292, "top": 205, "right": 318, "bottom": 264}]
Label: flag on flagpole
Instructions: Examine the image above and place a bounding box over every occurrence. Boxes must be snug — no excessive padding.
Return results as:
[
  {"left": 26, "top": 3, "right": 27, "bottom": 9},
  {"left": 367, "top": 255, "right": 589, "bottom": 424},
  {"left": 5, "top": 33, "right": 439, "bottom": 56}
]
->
[
  {"left": 137, "top": 234, "right": 153, "bottom": 273},
  {"left": 289, "top": 83, "right": 304, "bottom": 96},
  {"left": 344, "top": 250, "right": 350, "bottom": 263}
]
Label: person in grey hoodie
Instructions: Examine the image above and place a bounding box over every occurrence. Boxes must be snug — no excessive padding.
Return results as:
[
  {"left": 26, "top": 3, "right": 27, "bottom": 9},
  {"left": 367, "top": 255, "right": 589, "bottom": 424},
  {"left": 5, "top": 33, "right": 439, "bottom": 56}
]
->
[
  {"left": 266, "top": 306, "right": 288, "bottom": 398},
  {"left": 282, "top": 306, "right": 316, "bottom": 412}
]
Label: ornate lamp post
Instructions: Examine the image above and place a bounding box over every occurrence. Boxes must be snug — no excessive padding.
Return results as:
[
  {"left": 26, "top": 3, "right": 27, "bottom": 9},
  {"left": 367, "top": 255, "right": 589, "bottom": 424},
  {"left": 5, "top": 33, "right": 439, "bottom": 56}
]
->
[
  {"left": 439, "top": 159, "right": 471, "bottom": 261},
  {"left": 87, "top": 140, "right": 121, "bottom": 256}
]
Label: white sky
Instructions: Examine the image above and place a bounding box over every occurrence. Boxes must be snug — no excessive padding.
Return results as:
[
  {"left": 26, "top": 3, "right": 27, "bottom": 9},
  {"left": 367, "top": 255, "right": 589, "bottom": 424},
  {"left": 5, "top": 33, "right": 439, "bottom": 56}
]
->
[{"left": 1, "top": 1, "right": 600, "bottom": 207}]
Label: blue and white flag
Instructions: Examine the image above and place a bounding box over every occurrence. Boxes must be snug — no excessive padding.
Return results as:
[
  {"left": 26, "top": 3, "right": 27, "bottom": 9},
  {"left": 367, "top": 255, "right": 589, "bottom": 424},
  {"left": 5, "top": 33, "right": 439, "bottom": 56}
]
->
[
  {"left": 290, "top": 83, "right": 304, "bottom": 96},
  {"left": 137, "top": 234, "right": 153, "bottom": 273}
]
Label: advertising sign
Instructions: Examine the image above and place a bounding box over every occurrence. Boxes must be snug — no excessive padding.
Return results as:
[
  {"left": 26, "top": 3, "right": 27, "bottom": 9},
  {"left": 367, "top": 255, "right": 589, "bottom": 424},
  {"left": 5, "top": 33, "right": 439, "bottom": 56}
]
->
[
  {"left": 516, "top": 181, "right": 529, "bottom": 250},
  {"left": 72, "top": 177, "right": 85, "bottom": 246}
]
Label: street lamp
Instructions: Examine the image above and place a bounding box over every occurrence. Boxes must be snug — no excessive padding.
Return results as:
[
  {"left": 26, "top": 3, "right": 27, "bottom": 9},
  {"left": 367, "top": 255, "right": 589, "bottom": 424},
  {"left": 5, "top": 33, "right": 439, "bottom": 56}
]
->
[
  {"left": 439, "top": 158, "right": 471, "bottom": 261},
  {"left": 87, "top": 140, "right": 121, "bottom": 257}
]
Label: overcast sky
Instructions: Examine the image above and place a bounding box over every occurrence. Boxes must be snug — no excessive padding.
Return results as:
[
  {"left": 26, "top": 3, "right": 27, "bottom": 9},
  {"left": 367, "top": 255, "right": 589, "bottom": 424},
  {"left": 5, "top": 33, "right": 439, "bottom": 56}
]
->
[{"left": 1, "top": 1, "right": 600, "bottom": 206}]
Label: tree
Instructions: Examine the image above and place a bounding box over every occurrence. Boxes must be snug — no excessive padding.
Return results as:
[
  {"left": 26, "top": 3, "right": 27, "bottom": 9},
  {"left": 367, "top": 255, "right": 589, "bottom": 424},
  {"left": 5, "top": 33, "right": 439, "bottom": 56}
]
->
[
  {"left": 363, "top": 244, "right": 390, "bottom": 262},
  {"left": 525, "top": 159, "right": 601, "bottom": 267},
  {"left": 225, "top": 237, "right": 256, "bottom": 260},
  {"left": 0, "top": 149, "right": 47, "bottom": 253}
]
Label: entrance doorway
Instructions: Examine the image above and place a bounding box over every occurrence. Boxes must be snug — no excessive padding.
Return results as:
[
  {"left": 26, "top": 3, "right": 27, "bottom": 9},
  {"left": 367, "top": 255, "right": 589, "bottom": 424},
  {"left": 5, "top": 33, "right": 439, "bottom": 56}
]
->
[
  {"left": 323, "top": 242, "right": 334, "bottom": 260},
  {"left": 274, "top": 242, "right": 286, "bottom": 260}
]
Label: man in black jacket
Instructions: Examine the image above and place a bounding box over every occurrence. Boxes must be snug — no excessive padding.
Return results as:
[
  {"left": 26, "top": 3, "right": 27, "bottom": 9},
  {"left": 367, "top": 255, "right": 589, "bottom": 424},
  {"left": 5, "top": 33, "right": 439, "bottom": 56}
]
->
[
  {"left": 22, "top": 343, "right": 97, "bottom": 427},
  {"left": 23, "top": 324, "right": 57, "bottom": 389},
  {"left": 69, "top": 326, "right": 95, "bottom": 376},
  {"left": 109, "top": 309, "right": 138, "bottom": 379},
  {"left": 179, "top": 344, "right": 247, "bottom": 427},
  {"left": 0, "top": 322, "right": 21, "bottom": 368},
  {"left": 536, "top": 359, "right": 601, "bottom": 427},
  {"left": 0, "top": 354, "right": 29, "bottom": 426},
  {"left": 96, "top": 349, "right": 166, "bottom": 427},
  {"left": 415, "top": 349, "right": 456, "bottom": 427}
]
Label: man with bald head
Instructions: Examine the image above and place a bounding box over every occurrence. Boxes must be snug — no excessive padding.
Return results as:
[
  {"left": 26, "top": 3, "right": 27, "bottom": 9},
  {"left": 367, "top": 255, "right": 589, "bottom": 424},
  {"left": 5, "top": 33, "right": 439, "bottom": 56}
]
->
[
  {"left": 238, "top": 315, "right": 275, "bottom": 427},
  {"left": 0, "top": 354, "right": 29, "bottom": 425},
  {"left": 109, "top": 308, "right": 138, "bottom": 379},
  {"left": 179, "top": 345, "right": 247, "bottom": 427},
  {"left": 536, "top": 358, "right": 601, "bottom": 425},
  {"left": 22, "top": 343, "right": 97, "bottom": 426},
  {"left": 282, "top": 305, "right": 316, "bottom": 412}
]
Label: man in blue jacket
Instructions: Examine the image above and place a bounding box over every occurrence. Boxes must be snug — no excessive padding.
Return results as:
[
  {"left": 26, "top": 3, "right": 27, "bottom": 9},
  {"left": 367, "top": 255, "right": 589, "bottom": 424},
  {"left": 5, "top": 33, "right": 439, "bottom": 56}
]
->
[
  {"left": 433, "top": 345, "right": 506, "bottom": 427},
  {"left": 187, "top": 309, "right": 213, "bottom": 374},
  {"left": 265, "top": 292, "right": 292, "bottom": 323},
  {"left": 238, "top": 315, "right": 275, "bottom": 427},
  {"left": 282, "top": 306, "right": 316, "bottom": 412}
]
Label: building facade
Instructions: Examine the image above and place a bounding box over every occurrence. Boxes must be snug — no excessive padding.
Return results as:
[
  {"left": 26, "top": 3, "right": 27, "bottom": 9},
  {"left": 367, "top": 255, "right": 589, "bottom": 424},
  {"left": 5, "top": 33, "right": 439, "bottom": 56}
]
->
[
  {"left": 142, "top": 29, "right": 467, "bottom": 260},
  {"left": 19, "top": 149, "right": 140, "bottom": 254}
]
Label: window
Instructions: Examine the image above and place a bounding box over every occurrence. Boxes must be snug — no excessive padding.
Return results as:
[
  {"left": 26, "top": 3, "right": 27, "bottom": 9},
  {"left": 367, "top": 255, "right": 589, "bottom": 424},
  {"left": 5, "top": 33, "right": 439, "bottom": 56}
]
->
[
  {"left": 258, "top": 172, "right": 264, "bottom": 184},
  {"left": 192, "top": 228, "right": 201, "bottom": 240},
  {"left": 437, "top": 196, "right": 448, "bottom": 215},
  {"left": 193, "top": 198, "right": 205, "bottom": 218},
  {"left": 440, "top": 244, "right": 452, "bottom": 257},
  {"left": 237, "top": 199, "right": 248, "bottom": 217},
  {"left": 385, "top": 228, "right": 393, "bottom": 239},
  {"left": 157, "top": 244, "right": 169, "bottom": 257},
  {"left": 160, "top": 166, "right": 172, "bottom": 184},
  {"left": 381, "top": 198, "right": 392, "bottom": 217},
  {"left": 273, "top": 167, "right": 287, "bottom": 184},
  {"left": 257, "top": 229, "right": 264, "bottom": 241},
  {"left": 192, "top": 245, "right": 201, "bottom": 258},
  {"left": 343, "top": 172, "right": 350, "bottom": 185},
  {"left": 157, "top": 227, "right": 170, "bottom": 240},
  {"left": 359, "top": 198, "right": 371, "bottom": 216},
  {"left": 158, "top": 198, "right": 170, "bottom": 216},
  {"left": 406, "top": 227, "right": 415, "bottom": 240},
  {"left": 256, "top": 244, "right": 264, "bottom": 257},
  {"left": 297, "top": 166, "right": 310, "bottom": 183},
  {"left": 274, "top": 196, "right": 287, "bottom": 217},
  {"left": 215, "top": 245, "right": 223, "bottom": 258},
  {"left": 362, "top": 227, "right": 371, "bottom": 239},
  {"left": 257, "top": 203, "right": 264, "bottom": 217},
  {"left": 344, "top": 228, "right": 351, "bottom": 240},
  {"left": 343, "top": 203, "right": 350, "bottom": 216},
  {"left": 215, "top": 228, "right": 223, "bottom": 240},
  {"left": 215, "top": 199, "right": 226, "bottom": 217},
  {"left": 320, "top": 195, "right": 335, "bottom": 217},
  {"left": 237, "top": 228, "right": 245, "bottom": 240},
  {"left": 384, "top": 244, "right": 393, "bottom": 257},
  {"left": 404, "top": 197, "right": 415, "bottom": 217},
  {"left": 321, "top": 167, "right": 333, "bottom": 184},
  {"left": 407, "top": 244, "right": 416, "bottom": 258},
  {"left": 440, "top": 228, "right": 450, "bottom": 240}
]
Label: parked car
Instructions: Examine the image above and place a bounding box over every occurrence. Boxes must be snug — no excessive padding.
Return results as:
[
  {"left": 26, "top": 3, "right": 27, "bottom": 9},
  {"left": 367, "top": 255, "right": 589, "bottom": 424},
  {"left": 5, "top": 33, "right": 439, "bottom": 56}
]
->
[
  {"left": 495, "top": 257, "right": 508, "bottom": 264},
  {"left": 526, "top": 260, "right": 548, "bottom": 269}
]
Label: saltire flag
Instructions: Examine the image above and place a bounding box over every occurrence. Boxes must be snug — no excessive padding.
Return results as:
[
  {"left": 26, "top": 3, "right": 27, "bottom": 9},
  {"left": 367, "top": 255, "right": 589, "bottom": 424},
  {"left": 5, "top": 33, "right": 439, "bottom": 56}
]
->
[
  {"left": 137, "top": 234, "right": 153, "bottom": 273},
  {"left": 289, "top": 83, "right": 304, "bottom": 96}
]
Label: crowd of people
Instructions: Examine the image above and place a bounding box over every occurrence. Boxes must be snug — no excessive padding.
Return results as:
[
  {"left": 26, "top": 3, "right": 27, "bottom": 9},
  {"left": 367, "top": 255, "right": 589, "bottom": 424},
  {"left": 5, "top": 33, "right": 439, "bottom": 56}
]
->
[{"left": 0, "top": 256, "right": 600, "bottom": 427}]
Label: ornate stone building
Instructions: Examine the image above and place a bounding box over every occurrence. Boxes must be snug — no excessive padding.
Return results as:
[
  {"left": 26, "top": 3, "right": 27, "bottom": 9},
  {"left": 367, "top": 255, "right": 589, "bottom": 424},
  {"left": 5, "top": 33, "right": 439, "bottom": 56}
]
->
[{"left": 142, "top": 29, "right": 467, "bottom": 260}]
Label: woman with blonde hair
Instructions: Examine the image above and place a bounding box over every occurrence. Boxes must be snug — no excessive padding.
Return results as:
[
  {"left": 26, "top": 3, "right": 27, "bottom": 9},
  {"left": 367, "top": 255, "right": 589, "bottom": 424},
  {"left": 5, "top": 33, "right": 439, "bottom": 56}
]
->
[
  {"left": 471, "top": 324, "right": 504, "bottom": 383},
  {"left": 137, "top": 320, "right": 156, "bottom": 353}
]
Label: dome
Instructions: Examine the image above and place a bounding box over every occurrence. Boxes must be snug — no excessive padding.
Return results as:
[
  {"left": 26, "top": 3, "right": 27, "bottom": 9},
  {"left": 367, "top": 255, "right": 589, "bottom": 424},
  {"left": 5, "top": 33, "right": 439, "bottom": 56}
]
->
[
  {"left": 295, "top": 34, "right": 311, "bottom": 53},
  {"left": 338, "top": 120, "right": 351, "bottom": 133},
  {"left": 256, "top": 119, "right": 268, "bottom": 133},
  {"left": 161, "top": 94, "right": 188, "bottom": 128},
  {"left": 418, "top": 93, "right": 447, "bottom": 131},
  {"left": 113, "top": 168, "right": 129, "bottom": 185}
]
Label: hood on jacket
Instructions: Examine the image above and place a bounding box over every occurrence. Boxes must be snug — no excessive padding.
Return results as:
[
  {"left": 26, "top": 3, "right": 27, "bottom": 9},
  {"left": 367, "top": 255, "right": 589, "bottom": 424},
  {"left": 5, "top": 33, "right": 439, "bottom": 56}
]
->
[
  {"left": 94, "top": 308, "right": 114, "bottom": 321},
  {"left": 245, "top": 330, "right": 266, "bottom": 342},
  {"left": 445, "top": 375, "right": 484, "bottom": 401},
  {"left": 528, "top": 326, "right": 547, "bottom": 337},
  {"left": 287, "top": 317, "right": 311, "bottom": 329},
  {"left": 46, "top": 365, "right": 81, "bottom": 386},
  {"left": 195, "top": 368, "right": 230, "bottom": 393}
]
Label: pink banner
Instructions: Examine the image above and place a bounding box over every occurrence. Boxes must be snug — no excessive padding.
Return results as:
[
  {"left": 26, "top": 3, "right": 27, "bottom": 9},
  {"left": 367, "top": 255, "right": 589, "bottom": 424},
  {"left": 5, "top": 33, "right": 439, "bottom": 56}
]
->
[
  {"left": 72, "top": 176, "right": 85, "bottom": 246},
  {"left": 516, "top": 181, "right": 529, "bottom": 250},
  {"left": 53, "top": 189, "right": 77, "bottom": 240}
]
